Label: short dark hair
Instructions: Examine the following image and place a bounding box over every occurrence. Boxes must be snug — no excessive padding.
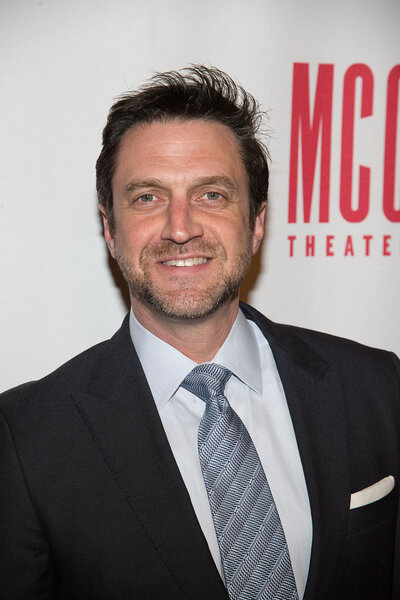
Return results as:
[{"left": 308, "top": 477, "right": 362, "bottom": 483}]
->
[{"left": 96, "top": 65, "right": 269, "bottom": 231}]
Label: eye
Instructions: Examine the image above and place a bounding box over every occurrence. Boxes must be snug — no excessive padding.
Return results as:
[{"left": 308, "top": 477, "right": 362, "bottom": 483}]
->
[
  {"left": 199, "top": 191, "right": 226, "bottom": 204},
  {"left": 131, "top": 193, "right": 165, "bottom": 209},
  {"left": 206, "top": 192, "right": 221, "bottom": 200},
  {"left": 137, "top": 193, "right": 157, "bottom": 203}
]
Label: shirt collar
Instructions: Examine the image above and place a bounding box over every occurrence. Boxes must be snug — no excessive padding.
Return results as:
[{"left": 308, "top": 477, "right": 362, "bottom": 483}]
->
[
  {"left": 212, "top": 309, "right": 262, "bottom": 396},
  {"left": 129, "top": 308, "right": 263, "bottom": 411}
]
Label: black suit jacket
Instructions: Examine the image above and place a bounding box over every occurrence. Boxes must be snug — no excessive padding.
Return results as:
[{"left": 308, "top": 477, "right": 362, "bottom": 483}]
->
[{"left": 1, "top": 303, "right": 400, "bottom": 599}]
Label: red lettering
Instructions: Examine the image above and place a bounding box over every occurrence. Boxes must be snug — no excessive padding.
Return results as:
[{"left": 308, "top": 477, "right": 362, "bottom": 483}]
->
[
  {"left": 363, "top": 235, "right": 373, "bottom": 256},
  {"left": 344, "top": 235, "right": 354, "bottom": 256},
  {"left": 306, "top": 235, "right": 315, "bottom": 256},
  {"left": 383, "top": 65, "right": 400, "bottom": 222},
  {"left": 383, "top": 235, "right": 392, "bottom": 255},
  {"left": 340, "top": 64, "right": 373, "bottom": 222},
  {"left": 326, "top": 235, "right": 335, "bottom": 256},
  {"left": 288, "top": 63, "right": 334, "bottom": 223},
  {"left": 288, "top": 235, "right": 296, "bottom": 256}
]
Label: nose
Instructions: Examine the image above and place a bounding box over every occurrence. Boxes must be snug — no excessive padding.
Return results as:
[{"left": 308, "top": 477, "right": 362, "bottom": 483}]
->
[{"left": 160, "top": 197, "right": 204, "bottom": 244}]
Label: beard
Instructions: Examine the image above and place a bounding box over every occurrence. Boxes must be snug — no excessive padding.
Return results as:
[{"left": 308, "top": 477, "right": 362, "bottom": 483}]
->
[{"left": 115, "top": 235, "right": 253, "bottom": 320}]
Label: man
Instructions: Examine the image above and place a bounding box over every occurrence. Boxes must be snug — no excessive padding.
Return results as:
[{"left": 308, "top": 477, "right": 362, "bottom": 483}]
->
[{"left": 0, "top": 66, "right": 399, "bottom": 600}]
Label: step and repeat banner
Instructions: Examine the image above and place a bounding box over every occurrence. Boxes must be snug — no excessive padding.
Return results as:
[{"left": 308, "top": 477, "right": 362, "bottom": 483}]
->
[{"left": 1, "top": 0, "right": 399, "bottom": 389}]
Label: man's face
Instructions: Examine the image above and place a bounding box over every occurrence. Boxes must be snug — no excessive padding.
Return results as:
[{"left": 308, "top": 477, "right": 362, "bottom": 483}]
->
[{"left": 101, "top": 119, "right": 265, "bottom": 321}]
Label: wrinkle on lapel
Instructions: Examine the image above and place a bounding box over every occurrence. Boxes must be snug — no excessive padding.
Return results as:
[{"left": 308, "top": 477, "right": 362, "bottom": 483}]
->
[
  {"left": 72, "top": 316, "right": 228, "bottom": 600},
  {"left": 241, "top": 303, "right": 351, "bottom": 599}
]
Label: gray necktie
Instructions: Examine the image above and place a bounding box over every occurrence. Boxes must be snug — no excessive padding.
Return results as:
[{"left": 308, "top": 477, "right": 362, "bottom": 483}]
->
[{"left": 181, "top": 363, "right": 298, "bottom": 600}]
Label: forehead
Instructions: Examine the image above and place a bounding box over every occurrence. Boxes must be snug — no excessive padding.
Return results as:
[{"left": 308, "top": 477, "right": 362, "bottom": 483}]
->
[{"left": 113, "top": 118, "right": 246, "bottom": 180}]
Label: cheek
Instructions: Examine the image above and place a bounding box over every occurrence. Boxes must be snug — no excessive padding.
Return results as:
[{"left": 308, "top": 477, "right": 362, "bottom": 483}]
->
[
  {"left": 208, "top": 211, "right": 247, "bottom": 235},
  {"left": 115, "top": 217, "right": 151, "bottom": 249},
  {"left": 212, "top": 219, "right": 250, "bottom": 248},
  {"left": 114, "top": 229, "right": 141, "bottom": 267}
]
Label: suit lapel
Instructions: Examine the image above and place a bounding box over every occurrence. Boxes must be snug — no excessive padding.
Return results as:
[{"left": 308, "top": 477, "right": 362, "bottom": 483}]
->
[
  {"left": 242, "top": 304, "right": 350, "bottom": 599},
  {"left": 73, "top": 317, "right": 227, "bottom": 600}
]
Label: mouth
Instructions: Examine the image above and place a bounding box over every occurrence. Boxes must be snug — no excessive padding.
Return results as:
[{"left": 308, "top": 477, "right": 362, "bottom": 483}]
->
[{"left": 161, "top": 257, "right": 209, "bottom": 267}]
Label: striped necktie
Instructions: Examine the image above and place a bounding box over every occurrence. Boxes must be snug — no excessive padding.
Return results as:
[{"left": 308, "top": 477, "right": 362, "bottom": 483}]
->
[{"left": 181, "top": 363, "right": 298, "bottom": 600}]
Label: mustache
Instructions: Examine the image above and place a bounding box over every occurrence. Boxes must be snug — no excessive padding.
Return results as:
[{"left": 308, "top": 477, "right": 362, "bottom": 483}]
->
[{"left": 141, "top": 239, "right": 226, "bottom": 261}]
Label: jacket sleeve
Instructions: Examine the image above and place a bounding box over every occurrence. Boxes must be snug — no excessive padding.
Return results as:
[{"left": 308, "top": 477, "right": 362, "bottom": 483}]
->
[{"left": 0, "top": 411, "right": 58, "bottom": 599}]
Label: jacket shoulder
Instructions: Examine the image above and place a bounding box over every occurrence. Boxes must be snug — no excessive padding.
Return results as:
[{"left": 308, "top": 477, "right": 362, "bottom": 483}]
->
[
  {"left": 241, "top": 302, "right": 400, "bottom": 378},
  {"left": 0, "top": 313, "right": 133, "bottom": 418},
  {"left": 0, "top": 338, "right": 108, "bottom": 411}
]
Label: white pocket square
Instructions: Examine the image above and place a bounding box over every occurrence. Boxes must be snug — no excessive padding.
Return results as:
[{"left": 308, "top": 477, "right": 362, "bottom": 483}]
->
[{"left": 350, "top": 475, "right": 395, "bottom": 509}]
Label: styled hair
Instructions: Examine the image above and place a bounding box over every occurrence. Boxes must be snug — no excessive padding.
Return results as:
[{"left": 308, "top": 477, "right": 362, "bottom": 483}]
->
[{"left": 96, "top": 65, "right": 269, "bottom": 231}]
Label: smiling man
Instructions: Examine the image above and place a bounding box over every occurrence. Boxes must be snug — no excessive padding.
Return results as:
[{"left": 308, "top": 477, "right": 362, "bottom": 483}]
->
[
  {"left": 101, "top": 118, "right": 264, "bottom": 359},
  {"left": 1, "top": 66, "right": 400, "bottom": 600}
]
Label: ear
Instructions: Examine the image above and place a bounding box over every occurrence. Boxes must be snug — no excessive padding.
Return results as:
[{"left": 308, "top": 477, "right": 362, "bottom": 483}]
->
[
  {"left": 251, "top": 203, "right": 266, "bottom": 255},
  {"left": 99, "top": 205, "right": 116, "bottom": 258}
]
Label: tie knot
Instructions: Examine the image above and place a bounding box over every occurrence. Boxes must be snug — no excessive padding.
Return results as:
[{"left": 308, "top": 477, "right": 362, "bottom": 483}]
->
[{"left": 181, "top": 363, "right": 232, "bottom": 403}]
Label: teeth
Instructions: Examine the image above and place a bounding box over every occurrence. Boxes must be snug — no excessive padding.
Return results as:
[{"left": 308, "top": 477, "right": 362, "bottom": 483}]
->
[{"left": 163, "top": 257, "right": 208, "bottom": 267}]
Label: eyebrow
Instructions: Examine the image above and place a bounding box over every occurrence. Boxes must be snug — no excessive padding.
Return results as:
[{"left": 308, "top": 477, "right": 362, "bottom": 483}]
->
[
  {"left": 123, "top": 175, "right": 239, "bottom": 197},
  {"left": 124, "top": 179, "right": 165, "bottom": 197},
  {"left": 191, "top": 176, "right": 239, "bottom": 193}
]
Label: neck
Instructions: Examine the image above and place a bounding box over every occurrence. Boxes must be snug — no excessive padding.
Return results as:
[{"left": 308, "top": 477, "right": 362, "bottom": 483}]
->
[{"left": 131, "top": 296, "right": 240, "bottom": 363}]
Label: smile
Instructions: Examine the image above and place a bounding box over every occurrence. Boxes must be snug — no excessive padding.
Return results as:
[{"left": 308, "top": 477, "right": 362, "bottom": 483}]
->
[{"left": 162, "top": 257, "right": 209, "bottom": 267}]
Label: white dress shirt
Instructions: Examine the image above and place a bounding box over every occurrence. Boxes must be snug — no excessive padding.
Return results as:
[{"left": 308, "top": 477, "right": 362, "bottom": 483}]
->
[{"left": 129, "top": 308, "right": 312, "bottom": 598}]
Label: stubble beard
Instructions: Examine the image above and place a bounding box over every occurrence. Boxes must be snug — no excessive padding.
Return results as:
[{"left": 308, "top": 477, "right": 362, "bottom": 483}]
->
[{"left": 115, "top": 236, "right": 253, "bottom": 320}]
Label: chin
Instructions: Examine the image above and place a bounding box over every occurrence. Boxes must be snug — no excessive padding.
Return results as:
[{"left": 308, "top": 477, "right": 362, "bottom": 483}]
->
[{"left": 134, "top": 286, "right": 238, "bottom": 321}]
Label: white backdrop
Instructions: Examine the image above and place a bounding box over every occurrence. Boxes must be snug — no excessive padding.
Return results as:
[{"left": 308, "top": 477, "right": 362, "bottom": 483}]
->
[{"left": 1, "top": 0, "right": 399, "bottom": 390}]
